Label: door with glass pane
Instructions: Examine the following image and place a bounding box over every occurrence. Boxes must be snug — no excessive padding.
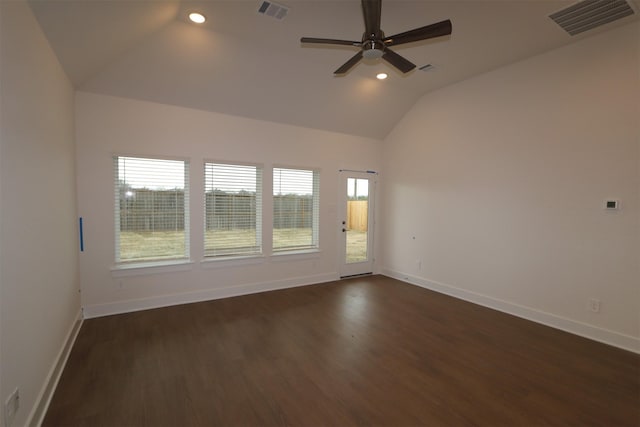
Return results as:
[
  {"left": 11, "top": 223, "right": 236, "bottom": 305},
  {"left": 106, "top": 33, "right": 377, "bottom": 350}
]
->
[{"left": 339, "top": 171, "right": 375, "bottom": 277}]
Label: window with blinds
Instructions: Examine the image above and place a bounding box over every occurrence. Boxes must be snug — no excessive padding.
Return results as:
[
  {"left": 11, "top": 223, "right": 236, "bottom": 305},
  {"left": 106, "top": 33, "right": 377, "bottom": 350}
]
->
[
  {"left": 204, "top": 162, "right": 262, "bottom": 257},
  {"left": 273, "top": 167, "right": 319, "bottom": 251},
  {"left": 114, "top": 156, "right": 190, "bottom": 263}
]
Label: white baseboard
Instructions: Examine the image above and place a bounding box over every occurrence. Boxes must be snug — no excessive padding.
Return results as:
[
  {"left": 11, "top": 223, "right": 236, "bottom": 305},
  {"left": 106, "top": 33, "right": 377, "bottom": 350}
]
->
[
  {"left": 82, "top": 272, "right": 340, "bottom": 319},
  {"left": 382, "top": 269, "right": 640, "bottom": 354},
  {"left": 27, "top": 310, "right": 83, "bottom": 427}
]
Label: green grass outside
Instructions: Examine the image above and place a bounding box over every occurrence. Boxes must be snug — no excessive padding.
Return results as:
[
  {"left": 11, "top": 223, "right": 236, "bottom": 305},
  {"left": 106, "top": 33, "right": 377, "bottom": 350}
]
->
[
  {"left": 346, "top": 230, "right": 368, "bottom": 263},
  {"left": 119, "top": 228, "right": 367, "bottom": 263}
]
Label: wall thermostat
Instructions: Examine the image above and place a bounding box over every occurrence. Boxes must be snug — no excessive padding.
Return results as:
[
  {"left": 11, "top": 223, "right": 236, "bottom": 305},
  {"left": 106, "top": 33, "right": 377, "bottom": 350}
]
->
[{"left": 604, "top": 200, "right": 620, "bottom": 210}]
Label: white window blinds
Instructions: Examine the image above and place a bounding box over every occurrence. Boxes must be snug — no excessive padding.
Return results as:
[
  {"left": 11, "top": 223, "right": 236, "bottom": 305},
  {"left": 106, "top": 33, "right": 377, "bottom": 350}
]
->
[
  {"left": 273, "top": 167, "right": 319, "bottom": 251},
  {"left": 114, "top": 156, "right": 190, "bottom": 263},
  {"left": 204, "top": 162, "right": 262, "bottom": 257}
]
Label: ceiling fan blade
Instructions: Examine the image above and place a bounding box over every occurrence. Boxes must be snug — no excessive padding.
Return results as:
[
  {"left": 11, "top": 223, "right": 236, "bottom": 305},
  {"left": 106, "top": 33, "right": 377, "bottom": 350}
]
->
[
  {"left": 383, "top": 19, "right": 452, "bottom": 46},
  {"left": 382, "top": 48, "right": 416, "bottom": 73},
  {"left": 335, "top": 51, "right": 364, "bottom": 75},
  {"left": 301, "top": 37, "right": 361, "bottom": 47},
  {"left": 361, "top": 0, "right": 382, "bottom": 37}
]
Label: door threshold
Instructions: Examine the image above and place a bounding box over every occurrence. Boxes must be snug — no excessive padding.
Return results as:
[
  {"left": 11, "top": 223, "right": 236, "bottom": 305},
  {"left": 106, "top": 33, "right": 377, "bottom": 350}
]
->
[{"left": 340, "top": 272, "right": 373, "bottom": 279}]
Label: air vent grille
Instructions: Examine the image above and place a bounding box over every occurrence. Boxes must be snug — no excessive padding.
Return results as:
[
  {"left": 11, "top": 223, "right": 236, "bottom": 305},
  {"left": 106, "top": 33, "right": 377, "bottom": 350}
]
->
[
  {"left": 419, "top": 64, "right": 436, "bottom": 72},
  {"left": 258, "top": 1, "right": 289, "bottom": 20},
  {"left": 549, "top": 0, "right": 635, "bottom": 36}
]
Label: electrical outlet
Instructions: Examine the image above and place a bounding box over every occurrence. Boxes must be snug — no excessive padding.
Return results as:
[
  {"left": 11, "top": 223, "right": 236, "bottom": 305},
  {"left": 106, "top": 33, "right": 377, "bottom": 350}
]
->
[
  {"left": 589, "top": 298, "right": 601, "bottom": 313},
  {"left": 4, "top": 388, "right": 19, "bottom": 427}
]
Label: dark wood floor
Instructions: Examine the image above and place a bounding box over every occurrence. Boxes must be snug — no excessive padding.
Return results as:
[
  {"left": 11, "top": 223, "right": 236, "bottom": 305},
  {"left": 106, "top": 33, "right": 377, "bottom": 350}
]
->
[{"left": 44, "top": 275, "right": 639, "bottom": 426}]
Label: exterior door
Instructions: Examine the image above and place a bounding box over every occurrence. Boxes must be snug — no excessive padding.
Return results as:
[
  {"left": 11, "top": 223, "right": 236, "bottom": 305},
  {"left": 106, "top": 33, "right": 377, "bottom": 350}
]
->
[{"left": 339, "top": 171, "right": 375, "bottom": 277}]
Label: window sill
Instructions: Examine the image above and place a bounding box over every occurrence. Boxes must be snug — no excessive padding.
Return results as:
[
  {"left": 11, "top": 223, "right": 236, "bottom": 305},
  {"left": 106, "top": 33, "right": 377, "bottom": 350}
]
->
[
  {"left": 201, "top": 255, "right": 266, "bottom": 269},
  {"left": 271, "top": 249, "right": 321, "bottom": 262},
  {"left": 111, "top": 260, "right": 194, "bottom": 277}
]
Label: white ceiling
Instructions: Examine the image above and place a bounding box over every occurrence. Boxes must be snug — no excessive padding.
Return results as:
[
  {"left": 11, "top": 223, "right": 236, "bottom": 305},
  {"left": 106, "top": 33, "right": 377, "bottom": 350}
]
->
[{"left": 28, "top": 0, "right": 639, "bottom": 139}]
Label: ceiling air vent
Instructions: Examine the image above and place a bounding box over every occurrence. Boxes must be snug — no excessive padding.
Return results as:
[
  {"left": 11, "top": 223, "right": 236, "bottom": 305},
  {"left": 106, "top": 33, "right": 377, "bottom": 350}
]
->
[
  {"left": 419, "top": 64, "right": 436, "bottom": 72},
  {"left": 549, "top": 0, "right": 635, "bottom": 36},
  {"left": 258, "top": 1, "right": 289, "bottom": 20}
]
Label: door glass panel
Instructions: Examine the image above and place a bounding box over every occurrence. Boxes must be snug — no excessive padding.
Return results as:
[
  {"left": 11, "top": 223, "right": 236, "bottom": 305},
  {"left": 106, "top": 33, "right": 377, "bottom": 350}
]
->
[{"left": 346, "top": 178, "right": 369, "bottom": 263}]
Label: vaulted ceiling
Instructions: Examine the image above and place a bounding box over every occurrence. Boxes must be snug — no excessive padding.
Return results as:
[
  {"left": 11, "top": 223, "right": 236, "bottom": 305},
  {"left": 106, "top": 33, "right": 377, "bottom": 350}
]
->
[{"left": 28, "top": 0, "right": 639, "bottom": 139}]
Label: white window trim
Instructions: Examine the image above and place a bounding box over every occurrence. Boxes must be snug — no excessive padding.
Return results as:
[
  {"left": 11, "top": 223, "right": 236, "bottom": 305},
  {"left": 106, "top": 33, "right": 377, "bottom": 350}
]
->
[
  {"left": 200, "top": 254, "right": 266, "bottom": 269},
  {"left": 272, "top": 166, "right": 320, "bottom": 252},
  {"left": 111, "top": 260, "right": 194, "bottom": 277},
  {"left": 270, "top": 249, "right": 322, "bottom": 262},
  {"left": 113, "top": 154, "right": 191, "bottom": 266},
  {"left": 203, "top": 160, "right": 263, "bottom": 259}
]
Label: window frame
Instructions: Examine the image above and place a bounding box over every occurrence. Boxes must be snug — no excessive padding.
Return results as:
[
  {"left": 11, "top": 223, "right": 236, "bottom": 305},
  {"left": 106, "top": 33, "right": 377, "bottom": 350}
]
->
[
  {"left": 272, "top": 166, "right": 320, "bottom": 253},
  {"left": 203, "top": 160, "right": 263, "bottom": 259},
  {"left": 113, "top": 154, "right": 190, "bottom": 266}
]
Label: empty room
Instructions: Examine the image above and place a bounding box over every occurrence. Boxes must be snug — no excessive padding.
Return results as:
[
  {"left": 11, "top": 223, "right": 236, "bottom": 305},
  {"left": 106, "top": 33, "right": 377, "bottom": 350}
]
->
[{"left": 1, "top": 0, "right": 638, "bottom": 425}]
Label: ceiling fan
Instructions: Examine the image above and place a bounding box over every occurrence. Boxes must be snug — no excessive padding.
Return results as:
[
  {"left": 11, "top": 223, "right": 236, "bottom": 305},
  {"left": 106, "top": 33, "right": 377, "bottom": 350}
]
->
[{"left": 301, "top": 0, "right": 452, "bottom": 75}]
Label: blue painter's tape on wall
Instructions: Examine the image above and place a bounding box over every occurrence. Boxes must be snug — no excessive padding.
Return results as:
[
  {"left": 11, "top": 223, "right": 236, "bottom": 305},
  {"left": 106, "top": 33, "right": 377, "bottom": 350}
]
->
[{"left": 79, "top": 217, "right": 84, "bottom": 252}]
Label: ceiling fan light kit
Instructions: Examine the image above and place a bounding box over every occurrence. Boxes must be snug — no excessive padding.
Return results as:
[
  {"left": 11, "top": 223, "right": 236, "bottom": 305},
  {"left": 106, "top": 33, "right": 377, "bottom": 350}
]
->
[
  {"left": 301, "top": 0, "right": 452, "bottom": 75},
  {"left": 362, "top": 40, "right": 384, "bottom": 59}
]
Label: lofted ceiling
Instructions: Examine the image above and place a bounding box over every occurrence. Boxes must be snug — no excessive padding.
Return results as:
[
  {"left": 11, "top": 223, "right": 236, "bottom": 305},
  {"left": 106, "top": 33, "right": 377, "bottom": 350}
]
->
[{"left": 28, "top": 0, "right": 639, "bottom": 139}]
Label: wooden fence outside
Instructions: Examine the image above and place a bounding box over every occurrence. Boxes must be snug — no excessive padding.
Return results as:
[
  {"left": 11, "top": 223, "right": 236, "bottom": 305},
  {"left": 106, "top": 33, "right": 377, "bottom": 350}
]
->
[
  {"left": 119, "top": 189, "right": 314, "bottom": 232},
  {"left": 347, "top": 200, "right": 368, "bottom": 232},
  {"left": 119, "top": 189, "right": 185, "bottom": 231}
]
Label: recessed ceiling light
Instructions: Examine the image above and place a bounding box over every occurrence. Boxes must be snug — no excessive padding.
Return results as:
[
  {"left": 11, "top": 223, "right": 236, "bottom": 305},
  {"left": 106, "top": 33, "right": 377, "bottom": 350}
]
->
[
  {"left": 376, "top": 73, "right": 388, "bottom": 80},
  {"left": 189, "top": 12, "right": 206, "bottom": 24}
]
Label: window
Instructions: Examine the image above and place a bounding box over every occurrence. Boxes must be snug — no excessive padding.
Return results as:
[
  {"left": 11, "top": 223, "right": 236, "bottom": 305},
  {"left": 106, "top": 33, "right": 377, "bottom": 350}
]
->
[
  {"left": 273, "top": 167, "right": 319, "bottom": 251},
  {"left": 114, "top": 156, "right": 189, "bottom": 264},
  {"left": 204, "top": 162, "right": 262, "bottom": 257}
]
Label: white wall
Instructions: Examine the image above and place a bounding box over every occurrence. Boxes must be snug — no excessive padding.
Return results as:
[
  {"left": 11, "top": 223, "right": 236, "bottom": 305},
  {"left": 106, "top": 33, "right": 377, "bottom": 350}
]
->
[
  {"left": 0, "top": 1, "right": 80, "bottom": 425},
  {"left": 381, "top": 22, "right": 639, "bottom": 352},
  {"left": 75, "top": 92, "right": 382, "bottom": 316}
]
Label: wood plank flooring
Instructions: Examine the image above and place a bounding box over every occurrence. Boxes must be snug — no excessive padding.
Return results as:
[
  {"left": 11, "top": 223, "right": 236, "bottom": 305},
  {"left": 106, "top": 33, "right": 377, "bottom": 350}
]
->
[{"left": 44, "top": 275, "right": 639, "bottom": 426}]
